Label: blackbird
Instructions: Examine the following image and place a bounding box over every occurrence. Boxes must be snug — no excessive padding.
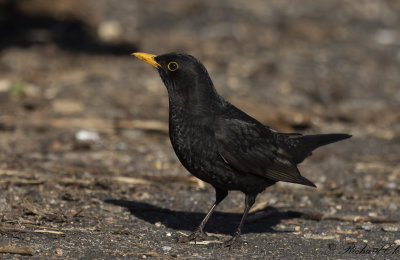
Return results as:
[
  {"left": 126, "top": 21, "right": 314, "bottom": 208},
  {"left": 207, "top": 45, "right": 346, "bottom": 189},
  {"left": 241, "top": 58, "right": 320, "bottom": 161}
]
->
[{"left": 133, "top": 52, "right": 351, "bottom": 246}]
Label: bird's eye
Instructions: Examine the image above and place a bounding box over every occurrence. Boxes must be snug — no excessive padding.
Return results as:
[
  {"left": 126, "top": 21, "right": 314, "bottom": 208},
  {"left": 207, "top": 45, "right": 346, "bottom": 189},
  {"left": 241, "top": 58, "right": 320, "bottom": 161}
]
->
[{"left": 167, "top": 61, "right": 179, "bottom": 71}]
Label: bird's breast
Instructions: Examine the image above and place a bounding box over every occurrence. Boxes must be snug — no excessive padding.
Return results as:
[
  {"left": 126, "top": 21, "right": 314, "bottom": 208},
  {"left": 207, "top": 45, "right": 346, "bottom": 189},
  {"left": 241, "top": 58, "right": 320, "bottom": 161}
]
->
[{"left": 168, "top": 113, "right": 220, "bottom": 178}]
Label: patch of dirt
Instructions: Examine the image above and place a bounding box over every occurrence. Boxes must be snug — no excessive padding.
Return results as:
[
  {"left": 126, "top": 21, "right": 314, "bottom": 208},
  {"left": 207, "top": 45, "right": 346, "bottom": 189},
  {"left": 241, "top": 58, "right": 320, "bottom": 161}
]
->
[{"left": 1, "top": 0, "right": 400, "bottom": 259}]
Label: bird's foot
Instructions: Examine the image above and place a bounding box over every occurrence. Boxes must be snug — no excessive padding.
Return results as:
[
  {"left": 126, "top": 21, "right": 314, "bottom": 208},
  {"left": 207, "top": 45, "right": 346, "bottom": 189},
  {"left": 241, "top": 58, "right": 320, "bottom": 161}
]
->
[
  {"left": 221, "top": 233, "right": 242, "bottom": 248},
  {"left": 179, "top": 228, "right": 208, "bottom": 243}
]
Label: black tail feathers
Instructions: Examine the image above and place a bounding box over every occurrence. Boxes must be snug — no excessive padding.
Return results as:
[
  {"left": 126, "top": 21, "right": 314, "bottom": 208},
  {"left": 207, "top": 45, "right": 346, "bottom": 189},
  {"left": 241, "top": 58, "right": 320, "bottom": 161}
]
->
[
  {"left": 293, "top": 133, "right": 351, "bottom": 163},
  {"left": 299, "top": 133, "right": 352, "bottom": 151},
  {"left": 297, "top": 176, "right": 317, "bottom": 188}
]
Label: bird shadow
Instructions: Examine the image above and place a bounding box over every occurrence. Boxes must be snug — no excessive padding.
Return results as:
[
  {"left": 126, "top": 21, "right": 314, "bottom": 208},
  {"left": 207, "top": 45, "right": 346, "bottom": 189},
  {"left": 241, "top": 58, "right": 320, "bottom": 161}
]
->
[
  {"left": 105, "top": 199, "right": 304, "bottom": 235},
  {"left": 0, "top": 0, "right": 136, "bottom": 55}
]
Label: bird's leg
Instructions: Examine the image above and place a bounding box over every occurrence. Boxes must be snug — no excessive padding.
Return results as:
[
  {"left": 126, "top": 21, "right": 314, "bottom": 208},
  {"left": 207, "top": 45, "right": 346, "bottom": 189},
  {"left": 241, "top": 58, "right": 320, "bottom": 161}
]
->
[
  {"left": 223, "top": 193, "right": 256, "bottom": 247},
  {"left": 181, "top": 188, "right": 228, "bottom": 243}
]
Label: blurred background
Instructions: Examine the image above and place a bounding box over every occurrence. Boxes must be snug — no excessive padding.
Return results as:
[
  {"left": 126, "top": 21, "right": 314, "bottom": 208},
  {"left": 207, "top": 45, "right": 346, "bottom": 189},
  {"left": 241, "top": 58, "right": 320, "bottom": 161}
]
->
[{"left": 0, "top": 0, "right": 399, "bottom": 258}]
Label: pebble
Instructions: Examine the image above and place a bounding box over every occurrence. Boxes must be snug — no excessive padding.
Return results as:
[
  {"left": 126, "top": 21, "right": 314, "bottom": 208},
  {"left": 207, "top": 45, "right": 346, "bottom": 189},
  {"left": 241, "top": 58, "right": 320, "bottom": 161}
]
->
[
  {"left": 55, "top": 248, "right": 63, "bottom": 256},
  {"left": 76, "top": 130, "right": 100, "bottom": 141},
  {"left": 268, "top": 197, "right": 277, "bottom": 205},
  {"left": 361, "top": 225, "right": 372, "bottom": 231},
  {"left": 0, "top": 79, "right": 11, "bottom": 92},
  {"left": 382, "top": 226, "right": 399, "bottom": 232},
  {"left": 98, "top": 20, "right": 123, "bottom": 42},
  {"left": 162, "top": 246, "right": 172, "bottom": 252},
  {"left": 386, "top": 182, "right": 396, "bottom": 189},
  {"left": 155, "top": 221, "right": 162, "bottom": 227},
  {"left": 374, "top": 29, "right": 396, "bottom": 45}
]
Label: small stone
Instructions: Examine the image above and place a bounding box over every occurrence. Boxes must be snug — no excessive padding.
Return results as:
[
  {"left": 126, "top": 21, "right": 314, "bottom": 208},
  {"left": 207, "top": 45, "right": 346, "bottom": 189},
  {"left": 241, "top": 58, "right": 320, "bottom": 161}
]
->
[
  {"left": 98, "top": 21, "right": 122, "bottom": 42},
  {"left": 301, "top": 195, "right": 309, "bottom": 201},
  {"left": 55, "top": 248, "right": 63, "bottom": 256},
  {"left": 389, "top": 203, "right": 398, "bottom": 211},
  {"left": 394, "top": 239, "right": 400, "bottom": 245},
  {"left": 76, "top": 130, "right": 100, "bottom": 141},
  {"left": 374, "top": 29, "right": 396, "bottom": 45},
  {"left": 361, "top": 225, "right": 372, "bottom": 231},
  {"left": 155, "top": 221, "right": 162, "bottom": 227},
  {"left": 268, "top": 197, "right": 277, "bottom": 204},
  {"left": 382, "top": 226, "right": 399, "bottom": 232},
  {"left": 0, "top": 79, "right": 11, "bottom": 92},
  {"left": 166, "top": 232, "right": 171, "bottom": 237},
  {"left": 162, "top": 246, "right": 171, "bottom": 252}
]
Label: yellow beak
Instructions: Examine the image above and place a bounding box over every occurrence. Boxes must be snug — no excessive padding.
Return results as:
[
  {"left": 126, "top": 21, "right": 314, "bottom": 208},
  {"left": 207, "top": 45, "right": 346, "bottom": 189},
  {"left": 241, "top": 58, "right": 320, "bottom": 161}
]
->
[{"left": 132, "top": 52, "right": 161, "bottom": 69}]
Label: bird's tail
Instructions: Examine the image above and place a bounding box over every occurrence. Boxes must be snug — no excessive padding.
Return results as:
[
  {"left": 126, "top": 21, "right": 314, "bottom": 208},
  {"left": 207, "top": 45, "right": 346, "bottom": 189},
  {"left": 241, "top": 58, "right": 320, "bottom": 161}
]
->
[{"left": 293, "top": 133, "right": 351, "bottom": 163}]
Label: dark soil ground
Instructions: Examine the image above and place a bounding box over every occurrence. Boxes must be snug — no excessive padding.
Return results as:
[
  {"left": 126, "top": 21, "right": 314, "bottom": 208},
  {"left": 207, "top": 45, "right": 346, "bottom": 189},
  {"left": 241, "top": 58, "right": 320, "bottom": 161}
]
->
[{"left": 1, "top": 0, "right": 400, "bottom": 259}]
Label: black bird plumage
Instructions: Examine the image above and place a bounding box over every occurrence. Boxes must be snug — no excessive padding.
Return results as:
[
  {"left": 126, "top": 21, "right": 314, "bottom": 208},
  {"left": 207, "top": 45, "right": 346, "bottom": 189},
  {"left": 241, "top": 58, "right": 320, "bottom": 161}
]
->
[{"left": 134, "top": 52, "right": 351, "bottom": 245}]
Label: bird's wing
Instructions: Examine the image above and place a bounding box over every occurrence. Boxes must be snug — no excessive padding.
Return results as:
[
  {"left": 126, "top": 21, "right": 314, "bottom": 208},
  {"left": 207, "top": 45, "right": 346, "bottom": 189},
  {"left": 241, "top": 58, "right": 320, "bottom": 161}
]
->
[{"left": 213, "top": 118, "right": 315, "bottom": 186}]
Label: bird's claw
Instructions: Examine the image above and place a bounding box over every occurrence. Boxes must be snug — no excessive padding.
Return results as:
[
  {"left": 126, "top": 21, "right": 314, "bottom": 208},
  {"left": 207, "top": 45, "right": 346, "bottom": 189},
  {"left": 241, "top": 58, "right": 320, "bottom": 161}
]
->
[
  {"left": 222, "top": 233, "right": 242, "bottom": 248},
  {"left": 179, "top": 228, "right": 208, "bottom": 243}
]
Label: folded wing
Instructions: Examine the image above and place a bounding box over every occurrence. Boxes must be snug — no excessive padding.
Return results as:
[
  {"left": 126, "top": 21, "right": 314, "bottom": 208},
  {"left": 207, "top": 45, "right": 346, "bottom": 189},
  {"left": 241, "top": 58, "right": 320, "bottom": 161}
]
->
[{"left": 214, "top": 118, "right": 316, "bottom": 187}]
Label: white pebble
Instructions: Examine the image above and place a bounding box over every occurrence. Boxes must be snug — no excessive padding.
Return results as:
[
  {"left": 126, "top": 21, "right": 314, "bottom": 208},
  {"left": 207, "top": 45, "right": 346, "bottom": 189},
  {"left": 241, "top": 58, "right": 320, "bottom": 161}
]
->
[
  {"left": 76, "top": 130, "right": 100, "bottom": 141},
  {"left": 162, "top": 246, "right": 171, "bottom": 252}
]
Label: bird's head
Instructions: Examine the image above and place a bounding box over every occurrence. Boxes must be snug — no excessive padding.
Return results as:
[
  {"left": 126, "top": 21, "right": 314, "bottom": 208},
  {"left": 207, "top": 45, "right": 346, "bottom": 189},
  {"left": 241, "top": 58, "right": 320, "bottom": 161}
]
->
[{"left": 133, "top": 52, "right": 221, "bottom": 108}]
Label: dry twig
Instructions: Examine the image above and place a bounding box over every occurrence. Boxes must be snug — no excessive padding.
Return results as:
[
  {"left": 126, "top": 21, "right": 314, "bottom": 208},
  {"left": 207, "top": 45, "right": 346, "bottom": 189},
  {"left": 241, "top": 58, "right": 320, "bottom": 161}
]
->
[{"left": 0, "top": 245, "right": 33, "bottom": 255}]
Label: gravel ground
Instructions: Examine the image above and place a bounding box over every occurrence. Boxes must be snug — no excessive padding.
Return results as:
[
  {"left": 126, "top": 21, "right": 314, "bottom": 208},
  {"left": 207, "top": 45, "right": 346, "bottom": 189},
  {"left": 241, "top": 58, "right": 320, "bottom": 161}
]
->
[{"left": 1, "top": 0, "right": 400, "bottom": 259}]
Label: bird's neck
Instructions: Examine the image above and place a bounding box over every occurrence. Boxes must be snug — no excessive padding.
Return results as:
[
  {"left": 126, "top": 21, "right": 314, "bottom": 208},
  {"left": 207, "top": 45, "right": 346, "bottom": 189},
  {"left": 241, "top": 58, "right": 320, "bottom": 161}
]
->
[{"left": 168, "top": 80, "right": 225, "bottom": 117}]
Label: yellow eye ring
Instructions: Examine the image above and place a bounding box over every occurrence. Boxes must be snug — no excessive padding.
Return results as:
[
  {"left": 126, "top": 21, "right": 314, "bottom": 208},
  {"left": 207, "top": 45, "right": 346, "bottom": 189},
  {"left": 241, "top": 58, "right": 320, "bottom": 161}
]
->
[{"left": 167, "top": 61, "right": 179, "bottom": 71}]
